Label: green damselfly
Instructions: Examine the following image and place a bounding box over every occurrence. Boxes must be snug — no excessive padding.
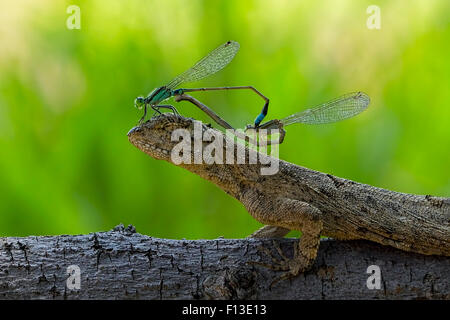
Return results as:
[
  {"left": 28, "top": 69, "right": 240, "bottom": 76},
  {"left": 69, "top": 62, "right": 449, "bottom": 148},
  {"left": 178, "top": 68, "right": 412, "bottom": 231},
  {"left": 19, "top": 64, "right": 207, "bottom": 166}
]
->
[
  {"left": 135, "top": 41, "right": 269, "bottom": 124},
  {"left": 245, "top": 92, "right": 370, "bottom": 144}
]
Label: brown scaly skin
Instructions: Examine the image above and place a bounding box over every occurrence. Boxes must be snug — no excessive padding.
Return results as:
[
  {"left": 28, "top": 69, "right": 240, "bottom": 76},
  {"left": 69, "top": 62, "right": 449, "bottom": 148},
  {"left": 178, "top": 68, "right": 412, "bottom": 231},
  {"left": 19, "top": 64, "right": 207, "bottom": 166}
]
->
[{"left": 128, "top": 113, "right": 450, "bottom": 284}]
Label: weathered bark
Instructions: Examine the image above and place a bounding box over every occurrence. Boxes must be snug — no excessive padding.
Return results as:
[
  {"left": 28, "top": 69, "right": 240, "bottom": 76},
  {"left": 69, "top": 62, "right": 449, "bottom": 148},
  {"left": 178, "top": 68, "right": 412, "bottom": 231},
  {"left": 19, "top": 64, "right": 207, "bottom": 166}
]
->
[{"left": 0, "top": 224, "right": 449, "bottom": 300}]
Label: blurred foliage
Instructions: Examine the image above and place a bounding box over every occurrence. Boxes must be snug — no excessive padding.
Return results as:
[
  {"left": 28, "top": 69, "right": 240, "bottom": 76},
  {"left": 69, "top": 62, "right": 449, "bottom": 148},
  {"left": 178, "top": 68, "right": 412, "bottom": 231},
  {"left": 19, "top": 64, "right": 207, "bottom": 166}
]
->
[{"left": 0, "top": 0, "right": 448, "bottom": 237}]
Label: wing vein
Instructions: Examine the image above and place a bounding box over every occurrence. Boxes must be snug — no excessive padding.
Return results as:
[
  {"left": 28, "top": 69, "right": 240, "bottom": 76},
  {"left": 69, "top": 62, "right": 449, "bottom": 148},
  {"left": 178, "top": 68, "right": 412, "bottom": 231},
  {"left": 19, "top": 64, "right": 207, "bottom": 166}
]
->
[
  {"left": 280, "top": 92, "right": 370, "bottom": 126},
  {"left": 165, "top": 41, "right": 240, "bottom": 90}
]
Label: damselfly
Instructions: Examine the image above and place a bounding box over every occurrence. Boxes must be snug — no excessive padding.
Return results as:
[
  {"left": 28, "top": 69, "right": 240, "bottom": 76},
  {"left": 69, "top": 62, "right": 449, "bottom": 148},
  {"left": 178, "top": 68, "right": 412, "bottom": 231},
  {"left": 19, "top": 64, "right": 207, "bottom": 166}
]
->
[
  {"left": 175, "top": 92, "right": 369, "bottom": 145},
  {"left": 135, "top": 41, "right": 269, "bottom": 124},
  {"left": 245, "top": 92, "right": 370, "bottom": 144}
]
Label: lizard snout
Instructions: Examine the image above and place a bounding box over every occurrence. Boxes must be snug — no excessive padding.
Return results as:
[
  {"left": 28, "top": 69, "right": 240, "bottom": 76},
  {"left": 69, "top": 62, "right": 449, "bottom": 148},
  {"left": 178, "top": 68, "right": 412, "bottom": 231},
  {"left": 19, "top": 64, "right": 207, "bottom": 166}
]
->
[{"left": 127, "top": 126, "right": 142, "bottom": 136}]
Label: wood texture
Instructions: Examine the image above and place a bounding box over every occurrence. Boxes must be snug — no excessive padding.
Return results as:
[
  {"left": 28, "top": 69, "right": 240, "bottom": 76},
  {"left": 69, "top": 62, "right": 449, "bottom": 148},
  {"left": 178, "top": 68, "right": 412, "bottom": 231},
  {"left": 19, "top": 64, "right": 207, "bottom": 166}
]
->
[{"left": 1, "top": 225, "right": 449, "bottom": 300}]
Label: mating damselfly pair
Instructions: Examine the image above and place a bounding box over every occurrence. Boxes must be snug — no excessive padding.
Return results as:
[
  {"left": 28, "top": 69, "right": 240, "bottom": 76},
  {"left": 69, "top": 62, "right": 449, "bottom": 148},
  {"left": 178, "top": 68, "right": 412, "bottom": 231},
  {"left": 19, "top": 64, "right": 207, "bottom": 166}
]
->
[
  {"left": 134, "top": 41, "right": 269, "bottom": 126},
  {"left": 134, "top": 40, "right": 370, "bottom": 144}
]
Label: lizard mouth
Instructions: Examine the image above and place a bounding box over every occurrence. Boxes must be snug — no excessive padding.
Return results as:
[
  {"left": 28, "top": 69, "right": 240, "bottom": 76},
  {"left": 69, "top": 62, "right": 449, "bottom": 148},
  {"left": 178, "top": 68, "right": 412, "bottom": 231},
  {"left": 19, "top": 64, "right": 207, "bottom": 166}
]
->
[
  {"left": 138, "top": 141, "right": 170, "bottom": 156},
  {"left": 127, "top": 125, "right": 171, "bottom": 159}
]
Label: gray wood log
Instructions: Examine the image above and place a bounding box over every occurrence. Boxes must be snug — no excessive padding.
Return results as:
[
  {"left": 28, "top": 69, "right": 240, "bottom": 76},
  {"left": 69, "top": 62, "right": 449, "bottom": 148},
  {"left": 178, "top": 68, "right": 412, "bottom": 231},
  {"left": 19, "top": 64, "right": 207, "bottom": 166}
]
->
[{"left": 0, "top": 224, "right": 449, "bottom": 300}]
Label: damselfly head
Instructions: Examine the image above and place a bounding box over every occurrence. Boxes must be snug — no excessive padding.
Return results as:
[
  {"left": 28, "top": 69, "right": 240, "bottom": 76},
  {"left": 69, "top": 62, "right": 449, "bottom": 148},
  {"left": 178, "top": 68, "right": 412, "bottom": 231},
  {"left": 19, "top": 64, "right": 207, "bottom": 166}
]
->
[{"left": 134, "top": 97, "right": 145, "bottom": 109}]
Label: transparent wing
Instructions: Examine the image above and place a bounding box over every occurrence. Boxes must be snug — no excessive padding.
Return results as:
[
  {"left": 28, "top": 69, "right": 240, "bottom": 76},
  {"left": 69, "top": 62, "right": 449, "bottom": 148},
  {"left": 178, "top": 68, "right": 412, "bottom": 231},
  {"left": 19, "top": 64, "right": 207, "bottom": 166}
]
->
[
  {"left": 280, "top": 92, "right": 370, "bottom": 126},
  {"left": 165, "top": 41, "right": 240, "bottom": 90}
]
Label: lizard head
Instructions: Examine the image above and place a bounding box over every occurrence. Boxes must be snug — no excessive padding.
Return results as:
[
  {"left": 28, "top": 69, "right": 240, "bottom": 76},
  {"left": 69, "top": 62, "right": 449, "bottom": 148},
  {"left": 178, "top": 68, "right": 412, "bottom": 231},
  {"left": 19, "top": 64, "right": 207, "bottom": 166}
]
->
[
  {"left": 128, "top": 113, "right": 279, "bottom": 194},
  {"left": 127, "top": 113, "right": 199, "bottom": 161}
]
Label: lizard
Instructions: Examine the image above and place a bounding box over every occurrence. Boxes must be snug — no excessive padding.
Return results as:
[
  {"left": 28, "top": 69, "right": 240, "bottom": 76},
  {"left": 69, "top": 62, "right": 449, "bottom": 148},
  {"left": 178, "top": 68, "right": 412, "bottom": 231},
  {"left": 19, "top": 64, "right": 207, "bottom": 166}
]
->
[{"left": 127, "top": 112, "right": 450, "bottom": 284}]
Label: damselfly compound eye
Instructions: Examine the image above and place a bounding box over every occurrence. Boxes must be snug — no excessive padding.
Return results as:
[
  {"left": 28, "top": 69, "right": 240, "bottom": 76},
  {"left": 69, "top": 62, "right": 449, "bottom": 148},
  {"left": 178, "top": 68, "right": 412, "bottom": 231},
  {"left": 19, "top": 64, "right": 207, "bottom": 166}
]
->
[{"left": 134, "top": 97, "right": 145, "bottom": 110}]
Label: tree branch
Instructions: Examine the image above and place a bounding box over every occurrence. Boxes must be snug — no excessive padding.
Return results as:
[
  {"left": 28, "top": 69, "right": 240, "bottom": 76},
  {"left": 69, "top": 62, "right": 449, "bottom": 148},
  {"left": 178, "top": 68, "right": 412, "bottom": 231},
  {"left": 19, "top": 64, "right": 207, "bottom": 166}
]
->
[{"left": 1, "top": 224, "right": 448, "bottom": 299}]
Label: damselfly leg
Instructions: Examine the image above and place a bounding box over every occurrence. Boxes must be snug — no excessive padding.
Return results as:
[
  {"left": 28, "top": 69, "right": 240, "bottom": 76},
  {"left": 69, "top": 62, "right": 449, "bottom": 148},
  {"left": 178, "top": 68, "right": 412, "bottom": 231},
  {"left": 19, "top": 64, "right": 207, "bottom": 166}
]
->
[
  {"left": 151, "top": 105, "right": 179, "bottom": 117},
  {"left": 138, "top": 103, "right": 148, "bottom": 124}
]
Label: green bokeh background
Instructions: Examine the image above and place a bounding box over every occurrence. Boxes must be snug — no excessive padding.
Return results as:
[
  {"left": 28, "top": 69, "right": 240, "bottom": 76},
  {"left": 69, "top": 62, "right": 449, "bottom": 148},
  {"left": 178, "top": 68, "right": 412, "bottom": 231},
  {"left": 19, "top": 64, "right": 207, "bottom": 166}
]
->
[{"left": 0, "top": 0, "right": 449, "bottom": 238}]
